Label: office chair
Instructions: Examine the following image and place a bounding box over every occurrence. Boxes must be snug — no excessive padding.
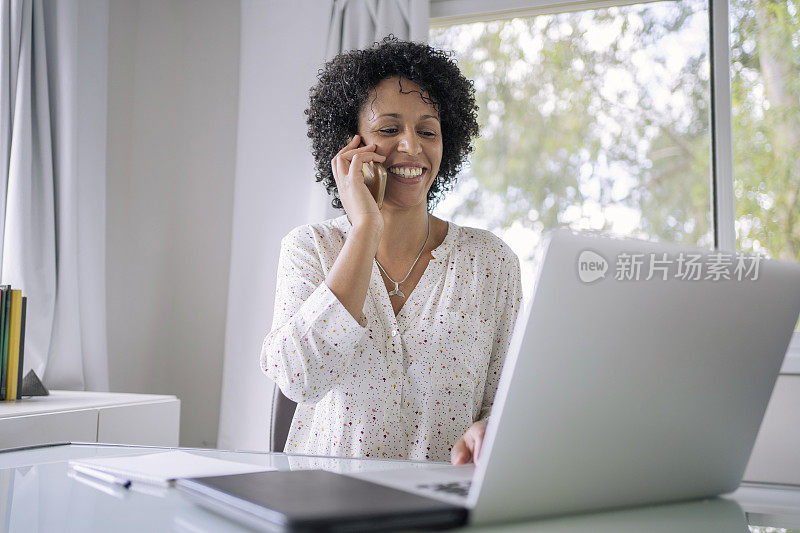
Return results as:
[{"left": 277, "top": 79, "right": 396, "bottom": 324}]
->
[{"left": 269, "top": 383, "right": 297, "bottom": 452}]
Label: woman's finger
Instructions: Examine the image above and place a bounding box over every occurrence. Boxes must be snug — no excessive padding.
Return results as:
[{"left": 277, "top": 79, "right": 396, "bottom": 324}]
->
[
  {"left": 332, "top": 148, "right": 378, "bottom": 185},
  {"left": 347, "top": 153, "right": 387, "bottom": 190},
  {"left": 332, "top": 143, "right": 383, "bottom": 182},
  {"left": 349, "top": 151, "right": 386, "bottom": 177},
  {"left": 451, "top": 437, "right": 471, "bottom": 465},
  {"left": 335, "top": 134, "right": 360, "bottom": 156},
  {"left": 473, "top": 433, "right": 483, "bottom": 466},
  {"left": 340, "top": 144, "right": 384, "bottom": 164},
  {"left": 334, "top": 156, "right": 350, "bottom": 187},
  {"left": 333, "top": 134, "right": 365, "bottom": 161}
]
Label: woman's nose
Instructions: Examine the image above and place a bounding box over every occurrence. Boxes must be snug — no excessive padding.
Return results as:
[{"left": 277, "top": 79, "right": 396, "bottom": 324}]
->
[{"left": 397, "top": 129, "right": 422, "bottom": 155}]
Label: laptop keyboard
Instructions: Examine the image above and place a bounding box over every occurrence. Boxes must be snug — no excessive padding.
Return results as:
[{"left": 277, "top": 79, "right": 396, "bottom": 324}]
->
[{"left": 416, "top": 480, "right": 472, "bottom": 497}]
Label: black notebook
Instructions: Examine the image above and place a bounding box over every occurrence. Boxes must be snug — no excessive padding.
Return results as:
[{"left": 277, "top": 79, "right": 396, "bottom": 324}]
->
[{"left": 175, "top": 469, "right": 468, "bottom": 532}]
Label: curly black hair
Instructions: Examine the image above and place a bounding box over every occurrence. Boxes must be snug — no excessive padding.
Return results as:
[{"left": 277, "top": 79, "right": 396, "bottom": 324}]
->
[{"left": 305, "top": 36, "right": 480, "bottom": 210}]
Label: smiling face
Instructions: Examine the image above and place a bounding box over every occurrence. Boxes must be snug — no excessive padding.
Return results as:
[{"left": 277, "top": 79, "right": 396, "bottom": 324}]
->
[{"left": 357, "top": 76, "right": 443, "bottom": 210}]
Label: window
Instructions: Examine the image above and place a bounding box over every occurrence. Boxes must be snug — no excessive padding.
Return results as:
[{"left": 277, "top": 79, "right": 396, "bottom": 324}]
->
[
  {"left": 430, "top": 0, "right": 711, "bottom": 298},
  {"left": 729, "top": 0, "right": 800, "bottom": 334},
  {"left": 430, "top": 0, "right": 800, "bottom": 367}
]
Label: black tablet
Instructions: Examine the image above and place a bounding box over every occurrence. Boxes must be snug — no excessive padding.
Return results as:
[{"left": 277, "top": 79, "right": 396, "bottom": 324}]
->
[{"left": 176, "top": 469, "right": 468, "bottom": 532}]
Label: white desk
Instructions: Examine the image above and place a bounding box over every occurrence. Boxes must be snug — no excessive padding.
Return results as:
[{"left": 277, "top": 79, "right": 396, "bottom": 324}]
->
[
  {"left": 0, "top": 391, "right": 180, "bottom": 449},
  {"left": 0, "top": 443, "right": 798, "bottom": 532}
]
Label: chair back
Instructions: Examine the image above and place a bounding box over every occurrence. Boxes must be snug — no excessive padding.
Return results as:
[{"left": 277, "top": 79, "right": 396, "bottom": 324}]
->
[{"left": 269, "top": 383, "right": 297, "bottom": 452}]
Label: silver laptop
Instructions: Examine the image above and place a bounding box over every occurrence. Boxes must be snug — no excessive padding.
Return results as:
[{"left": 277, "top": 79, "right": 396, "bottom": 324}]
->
[{"left": 353, "top": 228, "right": 800, "bottom": 525}]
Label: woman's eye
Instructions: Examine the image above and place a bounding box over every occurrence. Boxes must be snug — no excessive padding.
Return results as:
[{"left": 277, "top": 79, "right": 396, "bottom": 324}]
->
[{"left": 378, "top": 128, "right": 437, "bottom": 137}]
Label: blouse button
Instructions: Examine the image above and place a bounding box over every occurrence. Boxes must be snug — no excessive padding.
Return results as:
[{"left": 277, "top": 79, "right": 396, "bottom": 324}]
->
[
  {"left": 391, "top": 329, "right": 398, "bottom": 337},
  {"left": 390, "top": 368, "right": 399, "bottom": 378}
]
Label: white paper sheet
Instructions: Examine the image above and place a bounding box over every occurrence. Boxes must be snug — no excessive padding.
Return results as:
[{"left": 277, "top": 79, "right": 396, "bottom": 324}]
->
[{"left": 69, "top": 450, "right": 273, "bottom": 486}]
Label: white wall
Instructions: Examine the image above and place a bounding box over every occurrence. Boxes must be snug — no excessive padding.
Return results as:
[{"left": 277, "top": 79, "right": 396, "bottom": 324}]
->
[
  {"left": 105, "top": 0, "right": 240, "bottom": 447},
  {"left": 216, "top": 0, "right": 332, "bottom": 452}
]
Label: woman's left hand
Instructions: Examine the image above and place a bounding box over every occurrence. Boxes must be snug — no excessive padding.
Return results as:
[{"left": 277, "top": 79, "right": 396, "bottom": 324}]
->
[{"left": 451, "top": 419, "right": 488, "bottom": 465}]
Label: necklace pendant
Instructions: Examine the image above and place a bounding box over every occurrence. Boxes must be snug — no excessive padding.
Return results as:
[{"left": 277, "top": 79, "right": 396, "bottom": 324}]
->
[
  {"left": 388, "top": 282, "right": 405, "bottom": 299},
  {"left": 375, "top": 214, "right": 428, "bottom": 302}
]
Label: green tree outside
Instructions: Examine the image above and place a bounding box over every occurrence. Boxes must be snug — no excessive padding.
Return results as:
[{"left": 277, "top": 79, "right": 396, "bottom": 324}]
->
[{"left": 430, "top": 0, "right": 799, "bottom": 263}]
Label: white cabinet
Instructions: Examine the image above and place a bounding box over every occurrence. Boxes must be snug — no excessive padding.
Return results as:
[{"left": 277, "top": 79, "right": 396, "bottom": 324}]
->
[{"left": 0, "top": 391, "right": 180, "bottom": 449}]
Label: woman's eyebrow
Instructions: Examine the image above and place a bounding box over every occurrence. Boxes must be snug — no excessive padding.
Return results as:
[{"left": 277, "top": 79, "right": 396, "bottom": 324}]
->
[{"left": 377, "top": 113, "right": 440, "bottom": 122}]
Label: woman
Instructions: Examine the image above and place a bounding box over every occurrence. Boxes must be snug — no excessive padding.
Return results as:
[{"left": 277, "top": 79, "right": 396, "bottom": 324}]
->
[{"left": 261, "top": 37, "right": 522, "bottom": 464}]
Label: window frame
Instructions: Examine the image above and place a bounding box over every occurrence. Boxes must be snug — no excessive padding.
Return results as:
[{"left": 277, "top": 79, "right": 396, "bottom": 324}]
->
[{"left": 430, "top": 0, "right": 800, "bottom": 375}]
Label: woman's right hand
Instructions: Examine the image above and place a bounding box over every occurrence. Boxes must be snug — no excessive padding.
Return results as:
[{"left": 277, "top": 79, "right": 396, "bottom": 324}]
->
[{"left": 331, "top": 134, "right": 386, "bottom": 234}]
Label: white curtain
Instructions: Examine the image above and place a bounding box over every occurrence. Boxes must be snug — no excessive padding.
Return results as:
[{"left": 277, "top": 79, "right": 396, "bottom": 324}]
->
[
  {"left": 0, "top": 0, "right": 108, "bottom": 390},
  {"left": 217, "top": 0, "right": 429, "bottom": 451},
  {"left": 327, "top": 0, "right": 429, "bottom": 54}
]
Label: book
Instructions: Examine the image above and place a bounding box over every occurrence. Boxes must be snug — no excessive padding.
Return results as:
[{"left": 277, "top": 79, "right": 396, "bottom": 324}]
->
[
  {"left": 16, "top": 297, "right": 26, "bottom": 400},
  {"left": 5, "top": 289, "right": 22, "bottom": 401},
  {"left": 0, "top": 286, "right": 7, "bottom": 400},
  {"left": 68, "top": 451, "right": 273, "bottom": 487},
  {"left": 1, "top": 287, "right": 10, "bottom": 400}
]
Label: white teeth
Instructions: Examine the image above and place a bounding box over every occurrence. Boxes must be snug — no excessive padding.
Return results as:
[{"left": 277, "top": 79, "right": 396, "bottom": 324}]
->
[{"left": 389, "top": 166, "right": 423, "bottom": 178}]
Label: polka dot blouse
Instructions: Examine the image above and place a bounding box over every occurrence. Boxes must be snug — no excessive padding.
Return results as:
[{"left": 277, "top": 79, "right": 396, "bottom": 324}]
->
[{"left": 260, "top": 215, "right": 523, "bottom": 462}]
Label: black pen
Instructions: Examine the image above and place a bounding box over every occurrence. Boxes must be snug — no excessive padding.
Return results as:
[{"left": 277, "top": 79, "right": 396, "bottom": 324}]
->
[{"left": 71, "top": 465, "right": 132, "bottom": 489}]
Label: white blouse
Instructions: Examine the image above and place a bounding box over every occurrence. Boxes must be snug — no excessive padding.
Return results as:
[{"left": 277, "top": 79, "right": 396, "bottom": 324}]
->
[{"left": 261, "top": 215, "right": 522, "bottom": 462}]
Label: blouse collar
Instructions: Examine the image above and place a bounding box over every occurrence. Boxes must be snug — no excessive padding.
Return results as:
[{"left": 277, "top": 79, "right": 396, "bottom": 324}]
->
[{"left": 337, "top": 214, "right": 458, "bottom": 263}]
